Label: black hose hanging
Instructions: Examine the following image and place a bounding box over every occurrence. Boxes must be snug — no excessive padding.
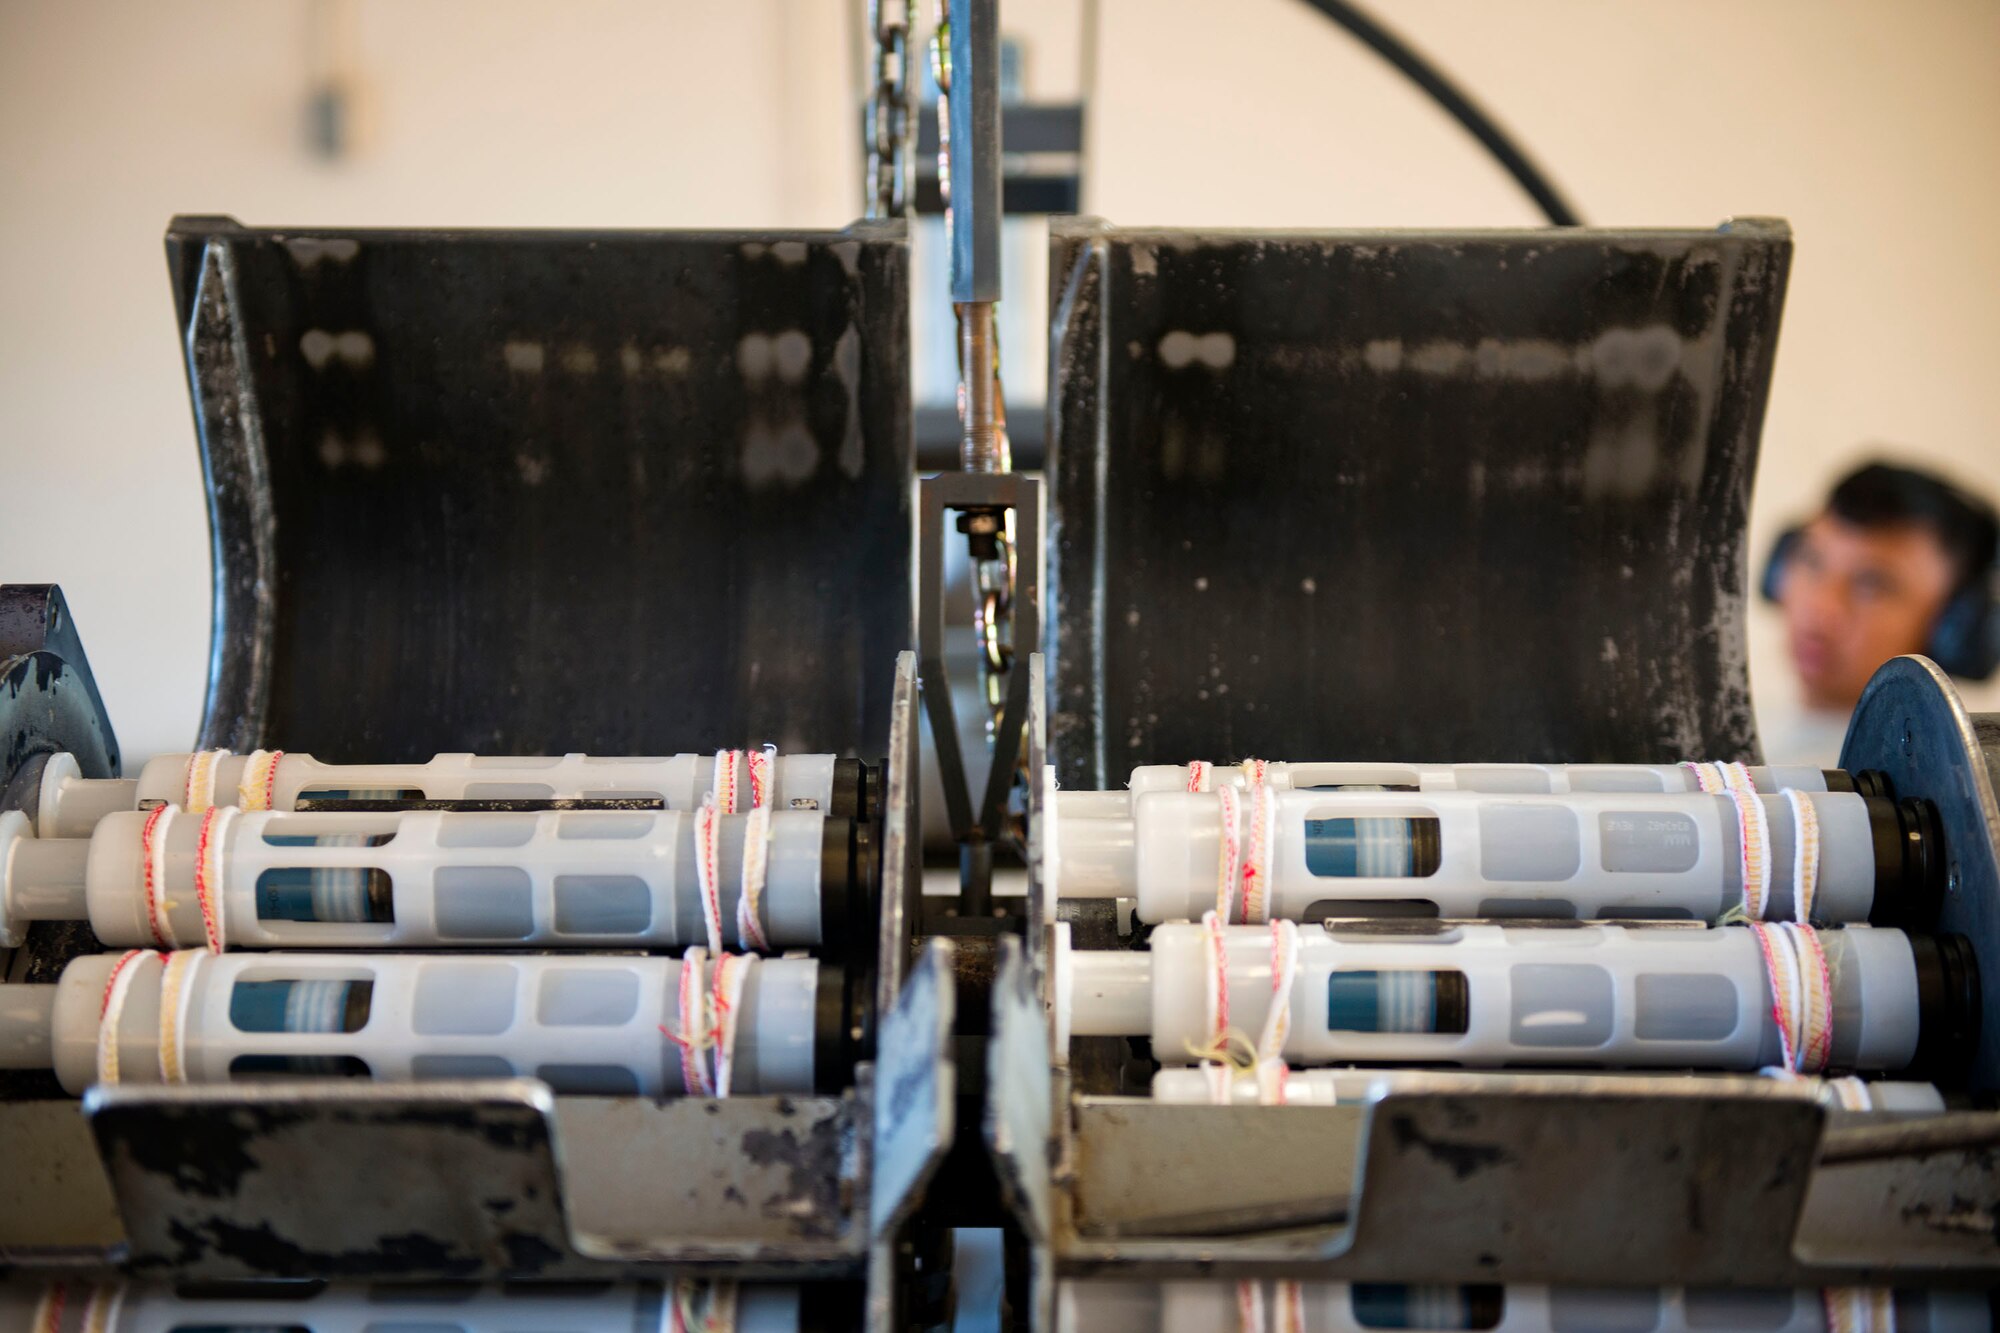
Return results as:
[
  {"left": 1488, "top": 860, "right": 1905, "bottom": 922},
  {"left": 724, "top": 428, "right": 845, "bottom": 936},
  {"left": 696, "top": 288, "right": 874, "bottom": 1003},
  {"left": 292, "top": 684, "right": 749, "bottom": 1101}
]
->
[{"left": 1296, "top": 0, "right": 1583, "bottom": 226}]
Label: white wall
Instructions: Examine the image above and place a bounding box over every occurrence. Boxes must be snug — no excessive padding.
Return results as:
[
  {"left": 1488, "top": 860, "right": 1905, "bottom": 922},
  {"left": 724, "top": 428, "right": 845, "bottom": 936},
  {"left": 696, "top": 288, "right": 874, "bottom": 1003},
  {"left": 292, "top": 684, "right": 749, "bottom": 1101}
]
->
[{"left": 3, "top": 0, "right": 1995, "bottom": 764}]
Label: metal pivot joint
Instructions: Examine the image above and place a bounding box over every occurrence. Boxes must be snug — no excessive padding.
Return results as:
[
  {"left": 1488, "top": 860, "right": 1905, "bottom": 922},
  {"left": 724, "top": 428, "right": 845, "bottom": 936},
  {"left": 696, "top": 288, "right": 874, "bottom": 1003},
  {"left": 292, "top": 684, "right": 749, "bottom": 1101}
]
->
[{"left": 918, "top": 473, "right": 1042, "bottom": 895}]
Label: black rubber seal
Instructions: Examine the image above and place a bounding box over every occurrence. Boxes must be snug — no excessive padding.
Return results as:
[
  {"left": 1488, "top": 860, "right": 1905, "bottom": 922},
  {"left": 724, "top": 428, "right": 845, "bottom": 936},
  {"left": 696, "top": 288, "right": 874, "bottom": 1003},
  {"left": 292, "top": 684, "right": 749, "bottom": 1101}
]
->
[
  {"left": 1866, "top": 796, "right": 1946, "bottom": 929},
  {"left": 829, "top": 756, "right": 862, "bottom": 821},
  {"left": 811, "top": 961, "right": 855, "bottom": 1094},
  {"left": 1850, "top": 769, "right": 1894, "bottom": 802},
  {"left": 818, "top": 815, "right": 854, "bottom": 951},
  {"left": 1908, "top": 933, "right": 1981, "bottom": 1087},
  {"left": 1820, "top": 768, "right": 1857, "bottom": 794}
]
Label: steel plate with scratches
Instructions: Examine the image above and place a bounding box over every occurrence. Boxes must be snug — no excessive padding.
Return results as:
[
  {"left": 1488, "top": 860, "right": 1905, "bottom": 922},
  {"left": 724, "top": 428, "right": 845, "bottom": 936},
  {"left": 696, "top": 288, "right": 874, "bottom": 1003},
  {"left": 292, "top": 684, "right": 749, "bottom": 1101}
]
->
[
  {"left": 88, "top": 1079, "right": 571, "bottom": 1280},
  {"left": 170, "top": 216, "right": 912, "bottom": 763},
  {"left": 1047, "top": 219, "right": 1791, "bottom": 787},
  {"left": 1059, "top": 1074, "right": 2000, "bottom": 1286},
  {"left": 869, "top": 937, "right": 956, "bottom": 1240},
  {"left": 557, "top": 1094, "right": 863, "bottom": 1268}
]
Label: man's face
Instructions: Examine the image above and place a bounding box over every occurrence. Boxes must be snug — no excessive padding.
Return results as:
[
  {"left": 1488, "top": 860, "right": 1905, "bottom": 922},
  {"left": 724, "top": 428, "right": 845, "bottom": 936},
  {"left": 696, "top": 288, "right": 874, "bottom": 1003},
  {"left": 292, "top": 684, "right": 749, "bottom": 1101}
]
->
[{"left": 1779, "top": 513, "right": 1957, "bottom": 709}]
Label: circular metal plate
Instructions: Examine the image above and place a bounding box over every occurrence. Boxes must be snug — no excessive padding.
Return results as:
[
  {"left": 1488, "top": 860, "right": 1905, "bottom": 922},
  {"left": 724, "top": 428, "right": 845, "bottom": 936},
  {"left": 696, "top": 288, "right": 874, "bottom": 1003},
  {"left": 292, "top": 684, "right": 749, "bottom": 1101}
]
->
[{"left": 1841, "top": 654, "right": 2000, "bottom": 1089}]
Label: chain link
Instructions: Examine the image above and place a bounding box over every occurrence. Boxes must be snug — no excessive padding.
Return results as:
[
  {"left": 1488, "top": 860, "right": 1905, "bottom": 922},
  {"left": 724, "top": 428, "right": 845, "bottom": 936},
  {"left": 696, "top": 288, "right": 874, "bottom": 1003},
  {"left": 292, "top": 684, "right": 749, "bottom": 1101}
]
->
[{"left": 864, "top": 0, "right": 913, "bottom": 219}]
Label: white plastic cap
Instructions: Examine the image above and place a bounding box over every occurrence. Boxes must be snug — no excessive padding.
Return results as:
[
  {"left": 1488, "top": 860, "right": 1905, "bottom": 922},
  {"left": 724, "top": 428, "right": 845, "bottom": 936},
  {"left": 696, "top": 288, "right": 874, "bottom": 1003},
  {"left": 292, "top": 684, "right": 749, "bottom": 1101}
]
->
[{"left": 37, "top": 753, "right": 140, "bottom": 839}]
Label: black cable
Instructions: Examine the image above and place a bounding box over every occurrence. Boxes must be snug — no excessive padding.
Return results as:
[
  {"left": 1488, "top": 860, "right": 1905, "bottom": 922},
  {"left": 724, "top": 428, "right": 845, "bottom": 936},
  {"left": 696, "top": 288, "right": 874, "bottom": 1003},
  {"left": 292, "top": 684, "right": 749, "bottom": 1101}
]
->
[{"left": 1295, "top": 0, "right": 1583, "bottom": 226}]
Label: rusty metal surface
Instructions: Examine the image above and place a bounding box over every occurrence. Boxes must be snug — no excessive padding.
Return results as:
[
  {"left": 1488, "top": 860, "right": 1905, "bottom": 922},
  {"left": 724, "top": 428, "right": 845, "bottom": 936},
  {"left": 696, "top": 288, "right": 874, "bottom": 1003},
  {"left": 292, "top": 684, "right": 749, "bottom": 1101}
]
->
[
  {"left": 1841, "top": 656, "right": 2000, "bottom": 1091},
  {"left": 986, "top": 936, "right": 1058, "bottom": 1332},
  {"left": 1059, "top": 1075, "right": 2000, "bottom": 1285},
  {"left": 79, "top": 1078, "right": 876, "bottom": 1282},
  {"left": 1338, "top": 1075, "right": 1822, "bottom": 1284},
  {"left": 869, "top": 938, "right": 956, "bottom": 1241},
  {"left": 864, "top": 940, "right": 956, "bottom": 1333},
  {"left": 1046, "top": 219, "right": 1792, "bottom": 788},
  {"left": 985, "top": 937, "right": 1053, "bottom": 1244},
  {"left": 167, "top": 216, "right": 912, "bottom": 761},
  {"left": 556, "top": 1094, "right": 862, "bottom": 1267},
  {"left": 87, "top": 1079, "right": 572, "bottom": 1281}
]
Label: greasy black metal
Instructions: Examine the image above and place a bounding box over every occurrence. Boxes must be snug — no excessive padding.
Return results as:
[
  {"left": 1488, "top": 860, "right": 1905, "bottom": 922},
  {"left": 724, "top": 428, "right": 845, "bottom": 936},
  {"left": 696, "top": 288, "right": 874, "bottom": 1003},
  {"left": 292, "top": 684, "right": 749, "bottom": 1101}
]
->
[
  {"left": 1047, "top": 219, "right": 1792, "bottom": 788},
  {"left": 916, "top": 472, "right": 1043, "bottom": 853},
  {"left": 0, "top": 585, "right": 120, "bottom": 794},
  {"left": 167, "top": 216, "right": 911, "bottom": 762}
]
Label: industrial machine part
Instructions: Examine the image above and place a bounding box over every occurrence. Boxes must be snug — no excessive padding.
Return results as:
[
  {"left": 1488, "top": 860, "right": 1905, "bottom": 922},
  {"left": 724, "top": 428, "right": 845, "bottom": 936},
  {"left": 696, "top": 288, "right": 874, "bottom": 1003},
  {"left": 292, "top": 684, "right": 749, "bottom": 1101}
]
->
[
  {"left": 9, "top": 2, "right": 2000, "bottom": 1324},
  {"left": 1055, "top": 787, "right": 1942, "bottom": 927},
  {"left": 29, "top": 749, "right": 873, "bottom": 838},
  {"left": 1045, "top": 220, "right": 1792, "bottom": 787},
  {"left": 0, "top": 803, "right": 868, "bottom": 951},
  {"left": 1055, "top": 920, "right": 1973, "bottom": 1077},
  {"left": 1056, "top": 1280, "right": 1991, "bottom": 1333},
  {"left": 0, "top": 947, "right": 842, "bottom": 1096}
]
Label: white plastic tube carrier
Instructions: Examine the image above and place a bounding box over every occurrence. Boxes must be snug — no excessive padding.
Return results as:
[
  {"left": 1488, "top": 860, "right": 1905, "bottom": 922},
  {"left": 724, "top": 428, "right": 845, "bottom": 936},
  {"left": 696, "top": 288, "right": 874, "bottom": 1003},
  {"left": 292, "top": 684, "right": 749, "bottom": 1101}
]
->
[
  {"left": 1056, "top": 787, "right": 1909, "bottom": 925},
  {"left": 0, "top": 949, "right": 826, "bottom": 1096},
  {"left": 30, "top": 749, "right": 849, "bottom": 838},
  {"left": 0, "top": 805, "right": 842, "bottom": 950},
  {"left": 1059, "top": 762, "right": 1848, "bottom": 822},
  {"left": 1057, "top": 1280, "right": 1987, "bottom": 1333},
  {"left": 1054, "top": 921, "right": 1961, "bottom": 1075}
]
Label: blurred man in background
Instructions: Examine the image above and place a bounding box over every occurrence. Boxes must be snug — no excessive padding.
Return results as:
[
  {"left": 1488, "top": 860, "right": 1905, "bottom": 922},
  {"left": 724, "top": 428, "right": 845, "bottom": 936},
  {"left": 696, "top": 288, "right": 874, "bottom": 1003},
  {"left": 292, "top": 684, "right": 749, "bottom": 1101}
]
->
[{"left": 1763, "top": 461, "right": 1999, "bottom": 764}]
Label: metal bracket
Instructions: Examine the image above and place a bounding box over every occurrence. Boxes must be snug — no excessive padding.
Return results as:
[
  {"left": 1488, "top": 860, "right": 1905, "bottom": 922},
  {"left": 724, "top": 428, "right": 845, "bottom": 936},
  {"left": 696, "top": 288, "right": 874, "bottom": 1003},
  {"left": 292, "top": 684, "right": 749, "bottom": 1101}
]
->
[
  {"left": 865, "top": 938, "right": 959, "bottom": 1332},
  {"left": 917, "top": 471, "right": 1043, "bottom": 897},
  {"left": 985, "top": 935, "right": 1056, "bottom": 1331},
  {"left": 870, "top": 938, "right": 959, "bottom": 1240},
  {"left": 877, "top": 651, "right": 926, "bottom": 1024},
  {"left": 1059, "top": 1075, "right": 2000, "bottom": 1285},
  {"left": 74, "top": 1077, "right": 874, "bottom": 1281}
]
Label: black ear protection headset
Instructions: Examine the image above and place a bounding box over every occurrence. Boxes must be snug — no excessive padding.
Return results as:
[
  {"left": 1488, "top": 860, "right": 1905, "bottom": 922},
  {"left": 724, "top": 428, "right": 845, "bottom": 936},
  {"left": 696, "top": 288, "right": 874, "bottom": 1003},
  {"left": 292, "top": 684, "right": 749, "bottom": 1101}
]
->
[{"left": 1761, "top": 474, "right": 2000, "bottom": 681}]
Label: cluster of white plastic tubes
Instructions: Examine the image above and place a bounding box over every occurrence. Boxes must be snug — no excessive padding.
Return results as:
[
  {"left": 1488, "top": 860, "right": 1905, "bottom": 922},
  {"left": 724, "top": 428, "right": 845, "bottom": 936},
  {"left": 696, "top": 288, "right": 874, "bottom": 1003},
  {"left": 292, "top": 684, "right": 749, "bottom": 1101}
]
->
[
  {"left": 0, "top": 747, "right": 850, "bottom": 1100},
  {"left": 1046, "top": 757, "right": 1957, "bottom": 1332},
  {"left": 0, "top": 746, "right": 874, "bottom": 1332}
]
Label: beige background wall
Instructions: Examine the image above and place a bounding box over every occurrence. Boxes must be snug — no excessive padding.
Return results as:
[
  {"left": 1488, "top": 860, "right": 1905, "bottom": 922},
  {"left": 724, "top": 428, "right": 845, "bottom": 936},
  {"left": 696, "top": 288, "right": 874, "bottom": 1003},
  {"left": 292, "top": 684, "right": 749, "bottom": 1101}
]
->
[{"left": 2, "top": 0, "right": 1995, "bottom": 763}]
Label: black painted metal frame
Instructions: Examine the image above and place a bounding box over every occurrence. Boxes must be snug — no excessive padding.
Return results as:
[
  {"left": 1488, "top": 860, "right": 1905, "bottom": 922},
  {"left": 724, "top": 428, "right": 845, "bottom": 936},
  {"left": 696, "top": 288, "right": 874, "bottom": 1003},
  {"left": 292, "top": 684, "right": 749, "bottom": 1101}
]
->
[
  {"left": 168, "top": 216, "right": 912, "bottom": 762},
  {"left": 1047, "top": 218, "right": 1793, "bottom": 787}
]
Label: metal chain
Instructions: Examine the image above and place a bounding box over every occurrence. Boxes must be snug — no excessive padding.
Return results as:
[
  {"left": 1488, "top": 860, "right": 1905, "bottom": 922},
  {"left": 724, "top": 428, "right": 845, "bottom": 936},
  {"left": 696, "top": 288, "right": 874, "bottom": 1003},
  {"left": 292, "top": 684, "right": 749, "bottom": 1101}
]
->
[
  {"left": 865, "top": 0, "right": 914, "bottom": 219},
  {"left": 931, "top": 1, "right": 1019, "bottom": 747}
]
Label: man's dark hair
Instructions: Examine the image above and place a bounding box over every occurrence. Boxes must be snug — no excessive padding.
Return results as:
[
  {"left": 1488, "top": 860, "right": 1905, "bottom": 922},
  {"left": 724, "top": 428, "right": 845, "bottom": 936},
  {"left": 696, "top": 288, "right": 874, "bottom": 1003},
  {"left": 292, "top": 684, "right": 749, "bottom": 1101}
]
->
[{"left": 1827, "top": 461, "right": 1999, "bottom": 593}]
